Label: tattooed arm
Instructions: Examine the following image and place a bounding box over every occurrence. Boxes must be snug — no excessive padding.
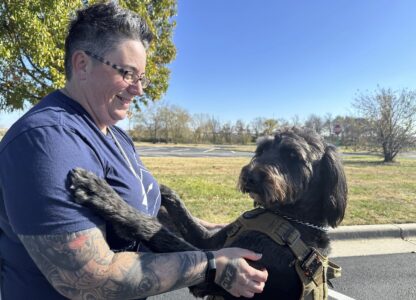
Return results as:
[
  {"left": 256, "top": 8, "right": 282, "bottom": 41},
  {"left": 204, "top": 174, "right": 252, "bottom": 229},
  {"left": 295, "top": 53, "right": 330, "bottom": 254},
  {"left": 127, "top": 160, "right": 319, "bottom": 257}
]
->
[
  {"left": 19, "top": 226, "right": 267, "bottom": 299},
  {"left": 19, "top": 226, "right": 206, "bottom": 299}
]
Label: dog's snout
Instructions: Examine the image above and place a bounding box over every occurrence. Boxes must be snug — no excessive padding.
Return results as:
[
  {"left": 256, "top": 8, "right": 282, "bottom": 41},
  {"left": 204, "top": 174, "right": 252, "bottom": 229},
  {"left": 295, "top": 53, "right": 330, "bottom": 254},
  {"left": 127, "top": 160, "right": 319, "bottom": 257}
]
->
[
  {"left": 239, "top": 165, "right": 254, "bottom": 192},
  {"left": 239, "top": 164, "right": 263, "bottom": 194},
  {"left": 242, "top": 174, "right": 256, "bottom": 190}
]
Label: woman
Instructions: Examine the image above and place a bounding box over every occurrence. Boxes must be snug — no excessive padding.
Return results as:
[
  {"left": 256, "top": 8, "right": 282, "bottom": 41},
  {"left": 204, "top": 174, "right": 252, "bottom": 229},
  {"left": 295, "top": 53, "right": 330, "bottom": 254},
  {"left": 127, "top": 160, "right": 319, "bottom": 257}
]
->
[{"left": 0, "top": 2, "right": 267, "bottom": 299}]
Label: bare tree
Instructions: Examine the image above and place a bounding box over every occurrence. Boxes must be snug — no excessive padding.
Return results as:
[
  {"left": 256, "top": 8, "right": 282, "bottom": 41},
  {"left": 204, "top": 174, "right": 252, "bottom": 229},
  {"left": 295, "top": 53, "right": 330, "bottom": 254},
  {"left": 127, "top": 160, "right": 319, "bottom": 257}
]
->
[
  {"left": 354, "top": 87, "right": 416, "bottom": 162},
  {"left": 132, "top": 104, "right": 161, "bottom": 143},
  {"left": 322, "top": 113, "right": 334, "bottom": 138},
  {"left": 277, "top": 118, "right": 290, "bottom": 128},
  {"left": 233, "top": 119, "right": 251, "bottom": 144},
  {"left": 220, "top": 122, "right": 233, "bottom": 144},
  {"left": 132, "top": 102, "right": 191, "bottom": 143},
  {"left": 190, "top": 113, "right": 210, "bottom": 143},
  {"left": 206, "top": 116, "right": 222, "bottom": 144},
  {"left": 291, "top": 114, "right": 302, "bottom": 127},
  {"left": 162, "top": 105, "right": 192, "bottom": 143},
  {"left": 304, "top": 114, "right": 324, "bottom": 134},
  {"left": 250, "top": 117, "right": 266, "bottom": 140}
]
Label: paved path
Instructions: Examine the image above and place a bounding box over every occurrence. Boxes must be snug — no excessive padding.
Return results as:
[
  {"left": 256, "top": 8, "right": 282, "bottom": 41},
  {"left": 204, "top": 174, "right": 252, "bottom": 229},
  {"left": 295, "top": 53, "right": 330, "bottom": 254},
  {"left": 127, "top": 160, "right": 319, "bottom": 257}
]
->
[
  {"left": 137, "top": 145, "right": 416, "bottom": 159},
  {"left": 136, "top": 145, "right": 253, "bottom": 158}
]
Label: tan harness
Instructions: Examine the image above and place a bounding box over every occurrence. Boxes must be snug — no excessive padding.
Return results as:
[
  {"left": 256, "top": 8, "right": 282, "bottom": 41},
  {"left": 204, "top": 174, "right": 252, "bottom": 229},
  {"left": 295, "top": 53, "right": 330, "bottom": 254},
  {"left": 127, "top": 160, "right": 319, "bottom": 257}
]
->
[{"left": 219, "top": 207, "right": 341, "bottom": 300}]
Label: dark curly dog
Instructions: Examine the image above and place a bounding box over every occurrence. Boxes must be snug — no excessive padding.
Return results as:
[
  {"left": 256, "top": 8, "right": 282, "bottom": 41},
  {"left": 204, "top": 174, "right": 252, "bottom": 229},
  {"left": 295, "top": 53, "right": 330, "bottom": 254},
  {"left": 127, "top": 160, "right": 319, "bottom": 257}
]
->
[{"left": 70, "top": 127, "right": 347, "bottom": 299}]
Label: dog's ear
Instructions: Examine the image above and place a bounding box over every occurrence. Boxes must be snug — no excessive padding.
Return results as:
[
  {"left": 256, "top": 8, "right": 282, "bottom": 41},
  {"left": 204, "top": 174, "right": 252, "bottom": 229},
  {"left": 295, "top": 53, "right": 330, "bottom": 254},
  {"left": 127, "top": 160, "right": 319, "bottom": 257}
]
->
[{"left": 320, "top": 145, "right": 348, "bottom": 227}]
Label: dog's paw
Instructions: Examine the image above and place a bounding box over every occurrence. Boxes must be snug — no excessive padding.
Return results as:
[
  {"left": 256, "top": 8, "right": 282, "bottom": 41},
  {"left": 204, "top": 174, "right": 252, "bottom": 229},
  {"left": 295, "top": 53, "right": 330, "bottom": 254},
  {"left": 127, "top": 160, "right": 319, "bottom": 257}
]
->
[
  {"left": 159, "top": 184, "right": 176, "bottom": 197},
  {"left": 160, "top": 184, "right": 182, "bottom": 206},
  {"left": 69, "top": 168, "right": 115, "bottom": 205}
]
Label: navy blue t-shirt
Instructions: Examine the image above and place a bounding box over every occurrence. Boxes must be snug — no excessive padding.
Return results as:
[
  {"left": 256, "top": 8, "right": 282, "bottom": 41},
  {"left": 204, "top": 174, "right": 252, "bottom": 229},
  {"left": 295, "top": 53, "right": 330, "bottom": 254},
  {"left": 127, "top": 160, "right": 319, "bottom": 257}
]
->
[{"left": 0, "top": 90, "right": 161, "bottom": 299}]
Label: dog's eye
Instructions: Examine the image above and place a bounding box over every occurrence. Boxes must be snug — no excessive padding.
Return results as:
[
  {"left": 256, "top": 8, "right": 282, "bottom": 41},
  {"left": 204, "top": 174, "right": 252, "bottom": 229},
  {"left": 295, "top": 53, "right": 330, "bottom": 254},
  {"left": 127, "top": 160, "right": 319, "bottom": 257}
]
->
[
  {"left": 288, "top": 151, "right": 301, "bottom": 161},
  {"left": 281, "top": 149, "right": 299, "bottom": 161}
]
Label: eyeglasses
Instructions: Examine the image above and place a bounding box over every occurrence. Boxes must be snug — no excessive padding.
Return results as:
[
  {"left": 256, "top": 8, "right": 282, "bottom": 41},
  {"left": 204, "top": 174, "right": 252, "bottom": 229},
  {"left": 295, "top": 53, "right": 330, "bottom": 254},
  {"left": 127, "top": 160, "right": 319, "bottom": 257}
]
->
[{"left": 84, "top": 50, "right": 150, "bottom": 88}]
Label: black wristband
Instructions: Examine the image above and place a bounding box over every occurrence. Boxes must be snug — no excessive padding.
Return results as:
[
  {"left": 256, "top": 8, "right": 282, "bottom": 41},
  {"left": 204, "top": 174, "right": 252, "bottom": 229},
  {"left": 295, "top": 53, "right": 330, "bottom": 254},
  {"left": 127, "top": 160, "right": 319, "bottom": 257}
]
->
[{"left": 205, "top": 251, "right": 216, "bottom": 283}]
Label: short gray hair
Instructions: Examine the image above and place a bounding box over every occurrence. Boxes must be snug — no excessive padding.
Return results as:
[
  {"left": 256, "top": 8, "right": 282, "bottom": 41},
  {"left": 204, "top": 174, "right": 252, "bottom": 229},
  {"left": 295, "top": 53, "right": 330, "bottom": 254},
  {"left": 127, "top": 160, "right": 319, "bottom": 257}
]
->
[{"left": 64, "top": 2, "right": 153, "bottom": 80}]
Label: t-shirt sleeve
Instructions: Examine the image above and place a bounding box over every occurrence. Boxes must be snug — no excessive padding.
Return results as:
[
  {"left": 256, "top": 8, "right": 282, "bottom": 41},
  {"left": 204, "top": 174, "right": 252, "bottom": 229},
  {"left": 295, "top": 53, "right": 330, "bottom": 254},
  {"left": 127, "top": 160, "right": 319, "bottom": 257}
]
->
[{"left": 1, "top": 125, "right": 105, "bottom": 235}]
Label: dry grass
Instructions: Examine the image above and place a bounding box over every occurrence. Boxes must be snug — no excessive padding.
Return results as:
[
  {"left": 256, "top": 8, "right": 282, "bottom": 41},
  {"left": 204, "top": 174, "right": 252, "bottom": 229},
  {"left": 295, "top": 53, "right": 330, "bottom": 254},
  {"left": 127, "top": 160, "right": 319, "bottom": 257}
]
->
[{"left": 142, "top": 155, "right": 416, "bottom": 226}]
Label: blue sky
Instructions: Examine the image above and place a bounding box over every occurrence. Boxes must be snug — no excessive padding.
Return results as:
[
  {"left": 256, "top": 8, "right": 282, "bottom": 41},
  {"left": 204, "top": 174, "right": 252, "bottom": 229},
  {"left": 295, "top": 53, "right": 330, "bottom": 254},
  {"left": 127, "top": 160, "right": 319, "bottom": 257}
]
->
[{"left": 1, "top": 0, "right": 416, "bottom": 128}]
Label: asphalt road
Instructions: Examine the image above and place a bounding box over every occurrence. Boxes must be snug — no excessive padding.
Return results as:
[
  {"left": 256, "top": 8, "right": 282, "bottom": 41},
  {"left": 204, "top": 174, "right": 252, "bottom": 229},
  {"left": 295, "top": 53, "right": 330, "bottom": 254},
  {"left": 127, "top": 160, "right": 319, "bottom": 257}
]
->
[
  {"left": 136, "top": 145, "right": 416, "bottom": 159},
  {"left": 136, "top": 146, "right": 253, "bottom": 157},
  {"left": 332, "top": 253, "right": 416, "bottom": 300}
]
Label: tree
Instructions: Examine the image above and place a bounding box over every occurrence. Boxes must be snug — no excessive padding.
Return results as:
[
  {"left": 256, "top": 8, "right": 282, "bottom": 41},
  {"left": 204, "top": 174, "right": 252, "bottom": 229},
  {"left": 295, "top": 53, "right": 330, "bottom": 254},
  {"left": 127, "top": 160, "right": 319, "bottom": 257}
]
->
[
  {"left": 263, "top": 118, "right": 279, "bottom": 135},
  {"left": 354, "top": 87, "right": 416, "bottom": 162},
  {"left": 233, "top": 119, "right": 251, "bottom": 144},
  {"left": 132, "top": 101, "right": 191, "bottom": 143},
  {"left": 159, "top": 104, "right": 191, "bottom": 143},
  {"left": 291, "top": 115, "right": 302, "bottom": 127},
  {"left": 132, "top": 104, "right": 161, "bottom": 143},
  {"left": 304, "top": 114, "right": 324, "bottom": 134},
  {"left": 323, "top": 113, "right": 334, "bottom": 139},
  {"left": 190, "top": 113, "right": 211, "bottom": 144},
  {"left": 220, "top": 122, "right": 233, "bottom": 144},
  {"left": 332, "top": 115, "right": 370, "bottom": 149},
  {"left": 206, "top": 116, "right": 222, "bottom": 144},
  {"left": 250, "top": 117, "right": 266, "bottom": 140},
  {"left": 0, "top": 0, "right": 176, "bottom": 111}
]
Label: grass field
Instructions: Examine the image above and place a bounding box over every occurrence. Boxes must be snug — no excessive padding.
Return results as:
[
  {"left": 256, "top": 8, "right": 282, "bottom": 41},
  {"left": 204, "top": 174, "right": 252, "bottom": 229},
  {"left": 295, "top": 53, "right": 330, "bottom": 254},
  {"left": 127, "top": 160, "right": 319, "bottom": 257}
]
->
[{"left": 142, "top": 154, "right": 416, "bottom": 226}]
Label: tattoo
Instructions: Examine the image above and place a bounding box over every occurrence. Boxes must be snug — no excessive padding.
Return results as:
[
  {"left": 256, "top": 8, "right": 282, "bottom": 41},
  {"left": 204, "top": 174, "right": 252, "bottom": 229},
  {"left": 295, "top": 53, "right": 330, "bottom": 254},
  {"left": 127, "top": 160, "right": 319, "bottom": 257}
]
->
[
  {"left": 18, "top": 228, "right": 207, "bottom": 299},
  {"left": 173, "top": 251, "right": 206, "bottom": 290},
  {"left": 115, "top": 252, "right": 161, "bottom": 298},
  {"left": 219, "top": 260, "right": 238, "bottom": 290},
  {"left": 21, "top": 230, "right": 98, "bottom": 270}
]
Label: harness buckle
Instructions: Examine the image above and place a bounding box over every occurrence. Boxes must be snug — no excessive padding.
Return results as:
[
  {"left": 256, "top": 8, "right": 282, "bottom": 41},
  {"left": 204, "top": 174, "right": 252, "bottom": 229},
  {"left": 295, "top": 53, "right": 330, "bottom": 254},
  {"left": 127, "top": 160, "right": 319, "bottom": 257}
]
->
[{"left": 301, "top": 249, "right": 322, "bottom": 279}]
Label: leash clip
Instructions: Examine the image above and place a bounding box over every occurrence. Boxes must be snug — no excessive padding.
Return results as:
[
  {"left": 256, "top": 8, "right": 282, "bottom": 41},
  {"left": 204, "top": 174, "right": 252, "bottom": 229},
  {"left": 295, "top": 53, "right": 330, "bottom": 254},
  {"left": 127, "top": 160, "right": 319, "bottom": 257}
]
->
[{"left": 301, "top": 249, "right": 322, "bottom": 279}]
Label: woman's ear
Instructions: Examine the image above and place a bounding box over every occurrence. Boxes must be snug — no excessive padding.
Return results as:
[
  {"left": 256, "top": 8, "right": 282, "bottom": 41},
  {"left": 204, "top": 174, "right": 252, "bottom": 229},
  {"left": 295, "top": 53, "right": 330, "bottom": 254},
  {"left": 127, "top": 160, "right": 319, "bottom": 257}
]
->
[{"left": 71, "top": 50, "right": 89, "bottom": 80}]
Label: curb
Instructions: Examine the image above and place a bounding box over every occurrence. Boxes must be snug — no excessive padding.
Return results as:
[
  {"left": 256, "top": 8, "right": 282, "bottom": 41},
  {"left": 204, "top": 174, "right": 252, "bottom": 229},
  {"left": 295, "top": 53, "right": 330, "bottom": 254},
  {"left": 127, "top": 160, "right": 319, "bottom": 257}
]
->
[{"left": 329, "top": 223, "right": 416, "bottom": 241}]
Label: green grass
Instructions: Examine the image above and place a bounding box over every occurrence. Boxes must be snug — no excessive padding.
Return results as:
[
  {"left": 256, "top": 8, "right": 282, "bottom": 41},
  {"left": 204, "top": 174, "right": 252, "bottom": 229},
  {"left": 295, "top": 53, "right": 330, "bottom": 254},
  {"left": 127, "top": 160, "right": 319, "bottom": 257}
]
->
[
  {"left": 142, "top": 155, "right": 416, "bottom": 226},
  {"left": 342, "top": 155, "right": 416, "bottom": 225}
]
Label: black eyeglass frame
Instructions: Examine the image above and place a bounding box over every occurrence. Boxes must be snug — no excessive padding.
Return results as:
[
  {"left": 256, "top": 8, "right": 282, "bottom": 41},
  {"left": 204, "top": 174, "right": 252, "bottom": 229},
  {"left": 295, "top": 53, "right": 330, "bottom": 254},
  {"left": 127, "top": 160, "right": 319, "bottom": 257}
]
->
[{"left": 84, "top": 50, "right": 150, "bottom": 88}]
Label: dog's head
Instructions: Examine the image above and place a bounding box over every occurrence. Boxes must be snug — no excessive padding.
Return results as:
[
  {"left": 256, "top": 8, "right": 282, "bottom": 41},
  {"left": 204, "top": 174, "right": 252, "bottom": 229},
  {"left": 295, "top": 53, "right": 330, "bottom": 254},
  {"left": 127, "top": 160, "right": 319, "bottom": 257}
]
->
[{"left": 238, "top": 127, "right": 347, "bottom": 228}]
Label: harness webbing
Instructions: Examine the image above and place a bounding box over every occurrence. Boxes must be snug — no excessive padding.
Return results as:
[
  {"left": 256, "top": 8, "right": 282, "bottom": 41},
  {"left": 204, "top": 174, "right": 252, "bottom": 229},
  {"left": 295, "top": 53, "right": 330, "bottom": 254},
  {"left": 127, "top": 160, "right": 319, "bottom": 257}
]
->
[{"left": 222, "top": 207, "right": 341, "bottom": 300}]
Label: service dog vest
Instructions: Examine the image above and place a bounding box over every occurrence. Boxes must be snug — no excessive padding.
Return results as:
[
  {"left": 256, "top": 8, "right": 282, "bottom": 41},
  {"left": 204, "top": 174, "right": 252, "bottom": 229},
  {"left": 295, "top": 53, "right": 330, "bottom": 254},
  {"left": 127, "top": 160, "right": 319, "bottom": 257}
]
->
[{"left": 222, "top": 207, "right": 341, "bottom": 300}]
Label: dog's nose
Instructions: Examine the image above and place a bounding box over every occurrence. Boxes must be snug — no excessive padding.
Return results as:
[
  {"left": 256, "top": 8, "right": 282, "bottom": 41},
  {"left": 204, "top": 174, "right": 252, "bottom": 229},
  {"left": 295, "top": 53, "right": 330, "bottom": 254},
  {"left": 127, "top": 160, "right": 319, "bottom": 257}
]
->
[
  {"left": 246, "top": 174, "right": 256, "bottom": 186},
  {"left": 241, "top": 173, "right": 258, "bottom": 193}
]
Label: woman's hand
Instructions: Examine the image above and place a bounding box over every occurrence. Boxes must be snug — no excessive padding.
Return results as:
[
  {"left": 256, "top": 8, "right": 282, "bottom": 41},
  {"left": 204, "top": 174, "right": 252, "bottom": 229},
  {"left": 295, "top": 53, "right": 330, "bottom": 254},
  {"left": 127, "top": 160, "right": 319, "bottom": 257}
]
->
[{"left": 213, "top": 248, "right": 268, "bottom": 298}]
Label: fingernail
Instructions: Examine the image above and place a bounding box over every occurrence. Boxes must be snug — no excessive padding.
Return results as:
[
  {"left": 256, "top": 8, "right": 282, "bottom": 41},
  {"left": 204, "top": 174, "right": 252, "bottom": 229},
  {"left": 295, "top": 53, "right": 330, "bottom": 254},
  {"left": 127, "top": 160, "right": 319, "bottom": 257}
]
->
[{"left": 256, "top": 253, "right": 262, "bottom": 258}]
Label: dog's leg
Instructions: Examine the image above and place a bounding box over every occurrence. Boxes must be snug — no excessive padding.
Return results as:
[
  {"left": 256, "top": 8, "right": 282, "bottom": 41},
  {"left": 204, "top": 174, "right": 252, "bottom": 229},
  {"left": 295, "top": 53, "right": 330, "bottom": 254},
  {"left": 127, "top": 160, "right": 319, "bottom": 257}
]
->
[
  {"left": 160, "top": 185, "right": 229, "bottom": 249},
  {"left": 69, "top": 168, "right": 197, "bottom": 253}
]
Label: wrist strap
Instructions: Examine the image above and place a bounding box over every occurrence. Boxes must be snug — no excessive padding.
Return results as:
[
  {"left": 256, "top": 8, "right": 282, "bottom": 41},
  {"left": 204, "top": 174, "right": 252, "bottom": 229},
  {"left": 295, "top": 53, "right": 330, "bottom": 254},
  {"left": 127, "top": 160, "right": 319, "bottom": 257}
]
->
[{"left": 205, "top": 251, "right": 216, "bottom": 283}]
